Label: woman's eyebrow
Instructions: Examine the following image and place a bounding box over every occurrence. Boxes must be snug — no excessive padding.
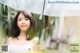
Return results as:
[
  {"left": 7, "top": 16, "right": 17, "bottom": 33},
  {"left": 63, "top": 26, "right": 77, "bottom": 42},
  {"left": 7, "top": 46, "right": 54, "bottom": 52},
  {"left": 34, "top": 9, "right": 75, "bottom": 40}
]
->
[{"left": 17, "top": 17, "right": 22, "bottom": 20}]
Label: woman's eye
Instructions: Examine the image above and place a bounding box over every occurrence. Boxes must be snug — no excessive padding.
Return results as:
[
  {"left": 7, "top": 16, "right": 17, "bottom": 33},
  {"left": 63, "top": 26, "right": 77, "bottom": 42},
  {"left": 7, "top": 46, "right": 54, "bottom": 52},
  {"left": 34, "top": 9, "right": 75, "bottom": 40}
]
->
[
  {"left": 18, "top": 19, "right": 22, "bottom": 21},
  {"left": 25, "top": 18, "right": 29, "bottom": 20}
]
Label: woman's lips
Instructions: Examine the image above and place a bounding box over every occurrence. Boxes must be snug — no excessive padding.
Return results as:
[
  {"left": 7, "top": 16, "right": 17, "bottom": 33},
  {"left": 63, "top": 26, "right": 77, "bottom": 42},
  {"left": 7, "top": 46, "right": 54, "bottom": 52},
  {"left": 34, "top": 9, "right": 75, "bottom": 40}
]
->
[{"left": 21, "top": 25, "right": 27, "bottom": 27}]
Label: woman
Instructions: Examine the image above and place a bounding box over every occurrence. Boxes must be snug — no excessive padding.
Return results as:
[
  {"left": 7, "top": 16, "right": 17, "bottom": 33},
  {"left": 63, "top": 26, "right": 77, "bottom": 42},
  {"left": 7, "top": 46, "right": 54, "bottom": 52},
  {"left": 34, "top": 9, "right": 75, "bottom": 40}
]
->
[{"left": 7, "top": 10, "right": 39, "bottom": 53}]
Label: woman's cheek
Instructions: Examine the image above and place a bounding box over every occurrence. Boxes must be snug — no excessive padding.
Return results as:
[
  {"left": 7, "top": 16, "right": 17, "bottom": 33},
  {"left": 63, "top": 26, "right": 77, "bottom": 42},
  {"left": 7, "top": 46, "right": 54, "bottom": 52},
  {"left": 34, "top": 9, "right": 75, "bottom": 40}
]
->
[
  {"left": 17, "top": 21, "right": 22, "bottom": 28},
  {"left": 26, "top": 20, "right": 30, "bottom": 27}
]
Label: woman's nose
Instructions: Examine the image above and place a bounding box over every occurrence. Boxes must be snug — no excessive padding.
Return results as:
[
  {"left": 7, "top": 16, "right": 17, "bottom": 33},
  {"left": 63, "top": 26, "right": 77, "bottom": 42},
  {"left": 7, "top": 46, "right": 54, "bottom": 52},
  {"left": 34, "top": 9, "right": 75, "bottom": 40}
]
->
[
  {"left": 22, "top": 22, "right": 25, "bottom": 24},
  {"left": 22, "top": 20, "right": 25, "bottom": 24}
]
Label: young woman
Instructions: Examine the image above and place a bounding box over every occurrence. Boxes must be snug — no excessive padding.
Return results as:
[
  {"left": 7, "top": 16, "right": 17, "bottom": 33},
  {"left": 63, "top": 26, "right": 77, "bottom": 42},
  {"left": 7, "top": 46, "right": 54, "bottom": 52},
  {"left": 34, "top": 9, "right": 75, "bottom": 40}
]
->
[{"left": 7, "top": 10, "right": 39, "bottom": 53}]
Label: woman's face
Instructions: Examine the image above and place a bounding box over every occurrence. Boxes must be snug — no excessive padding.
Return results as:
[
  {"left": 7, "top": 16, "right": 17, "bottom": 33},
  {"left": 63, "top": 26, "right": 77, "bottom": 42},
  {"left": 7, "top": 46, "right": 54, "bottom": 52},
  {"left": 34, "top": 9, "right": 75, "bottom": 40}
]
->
[{"left": 17, "top": 12, "right": 30, "bottom": 32}]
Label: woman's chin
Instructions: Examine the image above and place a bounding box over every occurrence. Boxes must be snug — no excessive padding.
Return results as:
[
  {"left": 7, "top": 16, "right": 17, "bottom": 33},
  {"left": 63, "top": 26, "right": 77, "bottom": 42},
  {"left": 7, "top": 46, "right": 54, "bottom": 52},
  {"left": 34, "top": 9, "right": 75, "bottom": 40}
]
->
[{"left": 20, "top": 28, "right": 28, "bottom": 32}]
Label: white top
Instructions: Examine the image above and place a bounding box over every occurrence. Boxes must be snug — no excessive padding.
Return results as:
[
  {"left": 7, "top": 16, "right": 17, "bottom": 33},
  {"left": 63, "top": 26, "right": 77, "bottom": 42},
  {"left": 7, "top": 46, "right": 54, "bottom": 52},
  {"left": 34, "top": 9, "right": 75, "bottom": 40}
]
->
[
  {"left": 8, "top": 44, "right": 33, "bottom": 53},
  {"left": 7, "top": 37, "right": 39, "bottom": 53}
]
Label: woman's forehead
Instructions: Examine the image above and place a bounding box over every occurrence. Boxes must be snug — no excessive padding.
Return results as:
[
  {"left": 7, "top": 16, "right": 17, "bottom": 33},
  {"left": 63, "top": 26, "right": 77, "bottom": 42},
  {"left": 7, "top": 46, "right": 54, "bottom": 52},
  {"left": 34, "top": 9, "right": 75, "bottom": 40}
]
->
[
  {"left": 18, "top": 13, "right": 25, "bottom": 18},
  {"left": 18, "top": 12, "right": 29, "bottom": 19}
]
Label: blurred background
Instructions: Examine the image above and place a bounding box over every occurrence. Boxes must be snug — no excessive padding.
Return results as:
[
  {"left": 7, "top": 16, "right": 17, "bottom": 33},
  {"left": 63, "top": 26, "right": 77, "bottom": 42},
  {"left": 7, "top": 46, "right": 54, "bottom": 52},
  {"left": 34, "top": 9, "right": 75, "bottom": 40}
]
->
[{"left": 0, "top": 2, "right": 80, "bottom": 53}]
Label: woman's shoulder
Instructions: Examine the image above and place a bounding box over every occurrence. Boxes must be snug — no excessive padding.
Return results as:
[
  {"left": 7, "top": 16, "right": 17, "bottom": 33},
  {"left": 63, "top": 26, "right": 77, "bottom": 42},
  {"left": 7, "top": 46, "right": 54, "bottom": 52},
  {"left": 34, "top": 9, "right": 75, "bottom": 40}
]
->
[
  {"left": 31, "top": 37, "right": 42, "bottom": 50},
  {"left": 30, "top": 37, "right": 39, "bottom": 45},
  {"left": 7, "top": 37, "right": 14, "bottom": 41},
  {"left": 31, "top": 37, "right": 39, "bottom": 43},
  {"left": 7, "top": 37, "right": 15, "bottom": 44}
]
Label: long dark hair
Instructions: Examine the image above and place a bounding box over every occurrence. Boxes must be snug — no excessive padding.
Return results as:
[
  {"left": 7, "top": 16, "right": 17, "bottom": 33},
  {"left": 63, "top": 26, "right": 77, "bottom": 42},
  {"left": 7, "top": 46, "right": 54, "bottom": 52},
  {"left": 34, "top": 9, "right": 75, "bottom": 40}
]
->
[{"left": 9, "top": 10, "right": 35, "bottom": 39}]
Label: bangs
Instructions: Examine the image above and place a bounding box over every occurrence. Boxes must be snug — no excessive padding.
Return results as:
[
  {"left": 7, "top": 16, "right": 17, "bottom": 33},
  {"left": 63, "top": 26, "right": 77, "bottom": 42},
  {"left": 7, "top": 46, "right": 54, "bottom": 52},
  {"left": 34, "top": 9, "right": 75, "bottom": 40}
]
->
[{"left": 21, "top": 11, "right": 31, "bottom": 20}]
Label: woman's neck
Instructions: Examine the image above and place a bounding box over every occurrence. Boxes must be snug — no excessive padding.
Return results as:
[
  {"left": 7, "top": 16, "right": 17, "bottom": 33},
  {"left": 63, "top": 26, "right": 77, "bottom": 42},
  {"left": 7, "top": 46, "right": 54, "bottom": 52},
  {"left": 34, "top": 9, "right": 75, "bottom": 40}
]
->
[{"left": 18, "top": 30, "right": 27, "bottom": 40}]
